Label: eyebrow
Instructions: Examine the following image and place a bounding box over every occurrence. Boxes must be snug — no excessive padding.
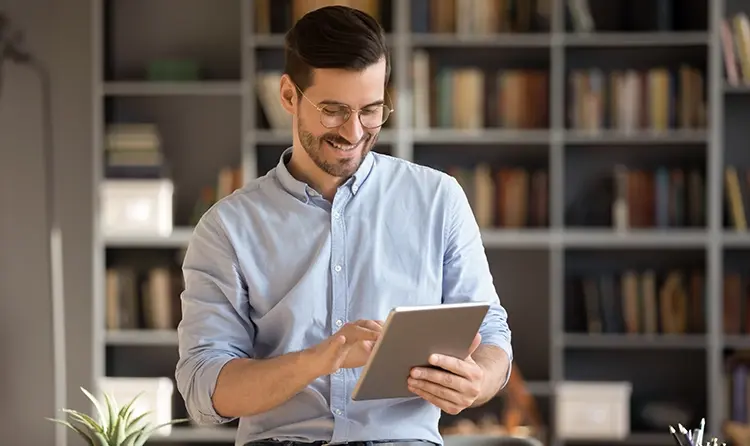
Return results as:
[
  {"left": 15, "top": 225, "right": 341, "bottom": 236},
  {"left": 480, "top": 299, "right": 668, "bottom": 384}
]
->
[{"left": 318, "top": 99, "right": 385, "bottom": 108}]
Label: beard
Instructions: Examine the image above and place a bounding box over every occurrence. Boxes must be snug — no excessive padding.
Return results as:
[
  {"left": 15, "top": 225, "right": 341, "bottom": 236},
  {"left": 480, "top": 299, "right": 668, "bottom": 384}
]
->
[{"left": 297, "top": 116, "right": 377, "bottom": 178}]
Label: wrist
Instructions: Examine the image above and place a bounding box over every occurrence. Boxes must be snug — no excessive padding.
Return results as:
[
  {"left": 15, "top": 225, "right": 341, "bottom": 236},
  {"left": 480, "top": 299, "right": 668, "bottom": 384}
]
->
[
  {"left": 471, "top": 345, "right": 509, "bottom": 405},
  {"left": 299, "top": 346, "right": 328, "bottom": 379}
]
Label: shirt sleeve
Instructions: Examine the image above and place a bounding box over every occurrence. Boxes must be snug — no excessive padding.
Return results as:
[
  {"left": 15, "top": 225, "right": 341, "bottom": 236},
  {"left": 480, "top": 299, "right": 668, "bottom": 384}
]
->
[
  {"left": 175, "top": 208, "right": 255, "bottom": 425},
  {"left": 441, "top": 175, "right": 514, "bottom": 389}
]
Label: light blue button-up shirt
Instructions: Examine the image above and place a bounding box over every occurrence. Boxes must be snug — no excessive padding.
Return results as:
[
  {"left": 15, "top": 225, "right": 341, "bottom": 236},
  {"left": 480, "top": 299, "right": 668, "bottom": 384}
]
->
[{"left": 175, "top": 147, "right": 513, "bottom": 446}]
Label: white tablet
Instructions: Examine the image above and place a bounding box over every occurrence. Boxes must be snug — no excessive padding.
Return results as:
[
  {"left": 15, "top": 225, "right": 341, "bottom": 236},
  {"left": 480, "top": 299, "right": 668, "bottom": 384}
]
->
[{"left": 351, "top": 301, "right": 490, "bottom": 401}]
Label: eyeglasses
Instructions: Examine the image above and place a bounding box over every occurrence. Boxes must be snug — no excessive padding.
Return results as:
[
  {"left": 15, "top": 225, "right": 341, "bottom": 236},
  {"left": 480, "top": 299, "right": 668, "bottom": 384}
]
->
[{"left": 295, "top": 85, "right": 394, "bottom": 129}]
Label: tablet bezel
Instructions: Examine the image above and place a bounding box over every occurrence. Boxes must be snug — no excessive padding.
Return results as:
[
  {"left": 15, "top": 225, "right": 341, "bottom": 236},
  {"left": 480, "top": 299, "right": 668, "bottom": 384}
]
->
[{"left": 350, "top": 301, "right": 490, "bottom": 401}]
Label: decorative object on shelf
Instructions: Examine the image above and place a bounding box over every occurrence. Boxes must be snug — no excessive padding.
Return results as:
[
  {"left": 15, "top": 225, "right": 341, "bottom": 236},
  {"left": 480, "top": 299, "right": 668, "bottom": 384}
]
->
[
  {"left": 439, "top": 365, "right": 544, "bottom": 441},
  {"left": 104, "top": 123, "right": 168, "bottom": 180},
  {"left": 555, "top": 381, "right": 632, "bottom": 441},
  {"left": 669, "top": 418, "right": 722, "bottom": 446},
  {"left": 101, "top": 179, "right": 174, "bottom": 237},
  {"left": 1, "top": 9, "right": 68, "bottom": 446},
  {"left": 498, "top": 364, "right": 544, "bottom": 437},
  {"left": 147, "top": 59, "right": 200, "bottom": 81},
  {"left": 46, "top": 386, "right": 188, "bottom": 446}
]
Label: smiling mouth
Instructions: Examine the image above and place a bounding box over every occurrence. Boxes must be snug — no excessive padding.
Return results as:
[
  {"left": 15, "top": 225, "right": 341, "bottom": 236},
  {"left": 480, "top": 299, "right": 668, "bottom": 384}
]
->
[{"left": 324, "top": 136, "right": 364, "bottom": 152}]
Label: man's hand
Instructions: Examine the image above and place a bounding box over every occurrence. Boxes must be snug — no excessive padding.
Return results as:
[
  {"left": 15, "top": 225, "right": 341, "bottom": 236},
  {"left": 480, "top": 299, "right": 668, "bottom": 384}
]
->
[
  {"left": 306, "top": 320, "right": 383, "bottom": 375},
  {"left": 339, "top": 319, "right": 383, "bottom": 368},
  {"left": 407, "top": 333, "right": 484, "bottom": 415}
]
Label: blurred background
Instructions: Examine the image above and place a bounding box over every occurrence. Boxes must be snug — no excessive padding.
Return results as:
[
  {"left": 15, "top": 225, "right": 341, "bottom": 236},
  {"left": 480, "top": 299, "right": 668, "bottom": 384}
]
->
[{"left": 2, "top": 0, "right": 749, "bottom": 445}]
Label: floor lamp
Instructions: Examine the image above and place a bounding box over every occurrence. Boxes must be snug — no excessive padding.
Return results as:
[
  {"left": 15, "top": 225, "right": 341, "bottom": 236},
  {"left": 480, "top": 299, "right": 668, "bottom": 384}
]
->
[{"left": 0, "top": 11, "right": 68, "bottom": 446}]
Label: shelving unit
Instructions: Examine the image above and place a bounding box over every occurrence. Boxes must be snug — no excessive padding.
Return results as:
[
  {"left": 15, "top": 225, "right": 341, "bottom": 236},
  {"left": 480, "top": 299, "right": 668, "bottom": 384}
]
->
[{"left": 90, "top": 1, "right": 750, "bottom": 445}]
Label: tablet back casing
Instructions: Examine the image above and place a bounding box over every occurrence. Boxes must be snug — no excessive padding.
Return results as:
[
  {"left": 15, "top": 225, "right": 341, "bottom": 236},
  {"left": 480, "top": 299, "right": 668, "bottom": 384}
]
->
[{"left": 351, "top": 302, "right": 490, "bottom": 401}]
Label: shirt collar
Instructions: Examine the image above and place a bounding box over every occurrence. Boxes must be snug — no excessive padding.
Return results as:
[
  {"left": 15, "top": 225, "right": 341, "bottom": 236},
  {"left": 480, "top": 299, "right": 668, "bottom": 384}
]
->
[{"left": 274, "top": 146, "right": 375, "bottom": 203}]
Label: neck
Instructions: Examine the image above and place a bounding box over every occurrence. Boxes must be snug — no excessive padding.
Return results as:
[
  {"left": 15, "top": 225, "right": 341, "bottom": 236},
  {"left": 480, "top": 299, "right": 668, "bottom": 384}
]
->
[{"left": 287, "top": 147, "right": 346, "bottom": 202}]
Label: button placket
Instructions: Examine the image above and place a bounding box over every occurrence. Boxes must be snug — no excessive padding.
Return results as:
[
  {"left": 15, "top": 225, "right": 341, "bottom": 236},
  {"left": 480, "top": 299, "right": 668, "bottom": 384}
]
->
[{"left": 329, "top": 193, "right": 351, "bottom": 440}]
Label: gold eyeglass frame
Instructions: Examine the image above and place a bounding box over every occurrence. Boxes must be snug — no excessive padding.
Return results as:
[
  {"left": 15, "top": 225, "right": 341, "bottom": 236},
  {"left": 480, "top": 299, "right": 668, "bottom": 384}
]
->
[{"left": 294, "top": 84, "right": 395, "bottom": 130}]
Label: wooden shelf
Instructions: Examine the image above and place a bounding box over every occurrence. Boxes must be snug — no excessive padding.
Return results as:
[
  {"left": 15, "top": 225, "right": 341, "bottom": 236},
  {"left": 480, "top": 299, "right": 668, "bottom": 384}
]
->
[{"left": 103, "top": 81, "right": 243, "bottom": 96}]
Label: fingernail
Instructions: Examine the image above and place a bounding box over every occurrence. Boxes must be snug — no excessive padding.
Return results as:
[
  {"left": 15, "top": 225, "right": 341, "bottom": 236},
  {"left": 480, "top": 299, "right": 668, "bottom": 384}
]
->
[
  {"left": 411, "top": 369, "right": 420, "bottom": 378},
  {"left": 429, "top": 354, "right": 439, "bottom": 363}
]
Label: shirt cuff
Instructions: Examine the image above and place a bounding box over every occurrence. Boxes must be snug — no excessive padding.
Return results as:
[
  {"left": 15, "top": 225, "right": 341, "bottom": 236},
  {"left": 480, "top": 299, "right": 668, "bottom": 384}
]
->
[{"left": 189, "top": 356, "right": 237, "bottom": 425}]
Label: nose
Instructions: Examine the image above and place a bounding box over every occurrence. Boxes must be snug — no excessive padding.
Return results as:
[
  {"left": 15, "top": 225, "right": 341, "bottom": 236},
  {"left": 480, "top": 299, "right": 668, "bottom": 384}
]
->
[{"left": 338, "top": 113, "right": 365, "bottom": 144}]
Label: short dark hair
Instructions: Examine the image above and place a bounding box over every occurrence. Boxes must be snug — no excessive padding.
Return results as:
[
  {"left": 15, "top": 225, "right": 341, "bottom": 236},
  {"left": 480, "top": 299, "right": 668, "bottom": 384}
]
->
[{"left": 283, "top": 5, "right": 390, "bottom": 93}]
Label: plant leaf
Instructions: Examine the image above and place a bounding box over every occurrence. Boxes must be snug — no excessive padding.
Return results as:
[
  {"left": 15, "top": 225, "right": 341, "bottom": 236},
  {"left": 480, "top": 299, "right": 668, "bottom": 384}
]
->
[
  {"left": 46, "top": 417, "right": 95, "bottom": 446},
  {"left": 92, "top": 431, "right": 109, "bottom": 446},
  {"left": 120, "top": 426, "right": 146, "bottom": 446},
  {"left": 62, "top": 408, "right": 103, "bottom": 433},
  {"left": 132, "top": 428, "right": 152, "bottom": 446},
  {"left": 80, "top": 387, "right": 108, "bottom": 426},
  {"left": 102, "top": 392, "right": 118, "bottom": 438},
  {"left": 118, "top": 391, "right": 144, "bottom": 424},
  {"left": 124, "top": 411, "right": 150, "bottom": 437}
]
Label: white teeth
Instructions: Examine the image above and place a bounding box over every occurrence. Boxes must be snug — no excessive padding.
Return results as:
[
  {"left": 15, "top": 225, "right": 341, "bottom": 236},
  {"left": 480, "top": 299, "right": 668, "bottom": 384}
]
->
[{"left": 327, "top": 139, "right": 355, "bottom": 150}]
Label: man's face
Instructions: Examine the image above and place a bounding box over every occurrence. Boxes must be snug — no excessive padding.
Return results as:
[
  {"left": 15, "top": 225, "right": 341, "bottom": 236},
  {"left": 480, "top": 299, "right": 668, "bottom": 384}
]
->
[{"left": 293, "top": 58, "right": 387, "bottom": 179}]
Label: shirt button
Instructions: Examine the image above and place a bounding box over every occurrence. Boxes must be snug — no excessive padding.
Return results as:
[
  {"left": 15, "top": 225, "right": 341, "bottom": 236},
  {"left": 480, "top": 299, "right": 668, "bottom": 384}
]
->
[
  {"left": 334, "top": 265, "right": 342, "bottom": 272},
  {"left": 335, "top": 319, "right": 343, "bottom": 327},
  {"left": 333, "top": 211, "right": 340, "bottom": 219},
  {"left": 352, "top": 186, "right": 358, "bottom": 193},
  {"left": 334, "top": 409, "right": 342, "bottom": 415}
]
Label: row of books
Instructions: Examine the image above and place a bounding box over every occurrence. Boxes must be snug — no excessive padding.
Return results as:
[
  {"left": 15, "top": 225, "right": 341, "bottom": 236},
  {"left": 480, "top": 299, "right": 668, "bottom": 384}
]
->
[
  {"left": 721, "top": 13, "right": 750, "bottom": 87},
  {"left": 567, "top": 166, "right": 705, "bottom": 229},
  {"left": 448, "top": 165, "right": 548, "bottom": 229},
  {"left": 611, "top": 166, "right": 705, "bottom": 230},
  {"left": 254, "top": 0, "right": 385, "bottom": 34},
  {"left": 106, "top": 267, "right": 182, "bottom": 331},
  {"left": 253, "top": 0, "right": 550, "bottom": 35},
  {"left": 725, "top": 166, "right": 750, "bottom": 231},
  {"left": 411, "top": 0, "right": 550, "bottom": 34},
  {"left": 568, "top": 66, "right": 706, "bottom": 133},
  {"left": 724, "top": 272, "right": 750, "bottom": 336},
  {"left": 568, "top": 0, "right": 678, "bottom": 33},
  {"left": 725, "top": 353, "right": 750, "bottom": 425},
  {"left": 569, "top": 269, "right": 705, "bottom": 335},
  {"left": 251, "top": 0, "right": 680, "bottom": 36},
  {"left": 412, "top": 55, "right": 549, "bottom": 130},
  {"left": 105, "top": 123, "right": 166, "bottom": 179}
]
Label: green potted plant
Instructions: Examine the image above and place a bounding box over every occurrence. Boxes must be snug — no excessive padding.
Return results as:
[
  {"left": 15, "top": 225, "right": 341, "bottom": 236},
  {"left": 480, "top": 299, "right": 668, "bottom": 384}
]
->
[{"left": 46, "top": 386, "right": 189, "bottom": 446}]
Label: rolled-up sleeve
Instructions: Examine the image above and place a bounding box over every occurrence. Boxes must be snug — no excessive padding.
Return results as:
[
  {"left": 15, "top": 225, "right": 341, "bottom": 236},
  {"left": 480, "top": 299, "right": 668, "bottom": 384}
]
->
[
  {"left": 440, "top": 176, "right": 513, "bottom": 388},
  {"left": 175, "top": 208, "right": 255, "bottom": 425}
]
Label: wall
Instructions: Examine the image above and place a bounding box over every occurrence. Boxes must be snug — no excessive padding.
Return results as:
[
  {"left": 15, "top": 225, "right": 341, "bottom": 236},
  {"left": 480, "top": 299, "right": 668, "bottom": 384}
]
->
[{"left": 0, "top": 1, "right": 94, "bottom": 445}]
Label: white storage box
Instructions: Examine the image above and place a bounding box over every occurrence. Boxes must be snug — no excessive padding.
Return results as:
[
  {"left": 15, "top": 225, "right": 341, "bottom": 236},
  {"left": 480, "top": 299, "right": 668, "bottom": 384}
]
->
[
  {"left": 101, "top": 179, "right": 173, "bottom": 236},
  {"left": 98, "top": 377, "right": 175, "bottom": 435},
  {"left": 555, "top": 381, "right": 632, "bottom": 440}
]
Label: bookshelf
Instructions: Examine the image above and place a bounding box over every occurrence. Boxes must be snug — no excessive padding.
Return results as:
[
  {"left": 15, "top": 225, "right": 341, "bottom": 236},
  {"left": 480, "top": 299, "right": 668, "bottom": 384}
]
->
[{"left": 91, "top": 0, "right": 750, "bottom": 445}]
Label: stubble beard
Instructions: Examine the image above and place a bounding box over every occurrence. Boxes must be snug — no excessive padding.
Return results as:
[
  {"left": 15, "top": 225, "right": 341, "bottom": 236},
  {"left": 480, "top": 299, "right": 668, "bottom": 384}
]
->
[{"left": 297, "top": 117, "right": 376, "bottom": 178}]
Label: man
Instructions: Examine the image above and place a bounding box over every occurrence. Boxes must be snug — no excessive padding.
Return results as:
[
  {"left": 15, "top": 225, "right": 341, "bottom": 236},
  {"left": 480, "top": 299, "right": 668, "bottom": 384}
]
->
[{"left": 175, "top": 5, "right": 512, "bottom": 446}]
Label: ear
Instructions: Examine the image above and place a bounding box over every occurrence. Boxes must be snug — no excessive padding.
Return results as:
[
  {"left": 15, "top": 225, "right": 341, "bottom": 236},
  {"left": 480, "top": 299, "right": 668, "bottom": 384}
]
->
[{"left": 279, "top": 74, "right": 297, "bottom": 115}]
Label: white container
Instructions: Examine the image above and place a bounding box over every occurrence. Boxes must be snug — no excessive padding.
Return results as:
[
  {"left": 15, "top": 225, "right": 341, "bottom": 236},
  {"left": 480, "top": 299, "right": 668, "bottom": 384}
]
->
[
  {"left": 101, "top": 179, "right": 173, "bottom": 236},
  {"left": 98, "top": 377, "right": 175, "bottom": 435},
  {"left": 555, "top": 381, "right": 633, "bottom": 440}
]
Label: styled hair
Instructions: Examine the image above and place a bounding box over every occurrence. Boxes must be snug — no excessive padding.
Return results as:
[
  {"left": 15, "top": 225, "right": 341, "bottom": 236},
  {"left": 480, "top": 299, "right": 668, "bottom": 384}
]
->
[{"left": 283, "top": 5, "right": 391, "bottom": 93}]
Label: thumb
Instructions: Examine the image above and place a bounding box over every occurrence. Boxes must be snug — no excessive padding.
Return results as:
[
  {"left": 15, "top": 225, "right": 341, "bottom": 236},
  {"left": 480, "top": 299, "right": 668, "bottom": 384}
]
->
[
  {"left": 467, "top": 332, "right": 482, "bottom": 358},
  {"left": 329, "top": 334, "right": 348, "bottom": 352},
  {"left": 328, "top": 335, "right": 351, "bottom": 362}
]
